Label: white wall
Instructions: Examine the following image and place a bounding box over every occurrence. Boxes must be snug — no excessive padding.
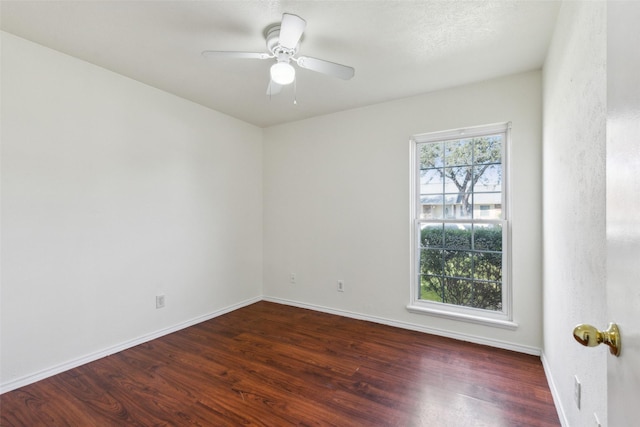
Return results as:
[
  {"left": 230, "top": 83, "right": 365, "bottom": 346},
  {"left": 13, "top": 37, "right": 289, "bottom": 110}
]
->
[
  {"left": 542, "top": 2, "right": 607, "bottom": 426},
  {"left": 263, "top": 71, "right": 543, "bottom": 352},
  {"left": 0, "top": 32, "right": 263, "bottom": 391}
]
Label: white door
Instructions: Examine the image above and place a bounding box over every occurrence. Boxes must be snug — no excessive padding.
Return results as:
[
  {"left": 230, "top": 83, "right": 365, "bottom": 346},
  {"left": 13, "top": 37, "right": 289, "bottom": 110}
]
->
[{"left": 606, "top": 2, "right": 640, "bottom": 425}]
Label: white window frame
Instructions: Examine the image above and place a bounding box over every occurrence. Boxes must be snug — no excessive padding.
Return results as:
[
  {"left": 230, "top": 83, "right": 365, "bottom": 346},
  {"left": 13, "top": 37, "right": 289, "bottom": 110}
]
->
[{"left": 407, "top": 122, "right": 517, "bottom": 330}]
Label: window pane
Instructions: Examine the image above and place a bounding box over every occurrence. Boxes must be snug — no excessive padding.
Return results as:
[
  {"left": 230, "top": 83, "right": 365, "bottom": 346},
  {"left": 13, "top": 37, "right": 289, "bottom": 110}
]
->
[
  {"left": 473, "top": 224, "right": 502, "bottom": 251},
  {"left": 444, "top": 224, "right": 472, "bottom": 249},
  {"left": 443, "top": 277, "right": 473, "bottom": 306},
  {"left": 444, "top": 250, "right": 472, "bottom": 278},
  {"left": 442, "top": 279, "right": 502, "bottom": 311},
  {"left": 443, "top": 196, "right": 457, "bottom": 219},
  {"left": 474, "top": 136, "right": 502, "bottom": 164},
  {"left": 443, "top": 166, "right": 471, "bottom": 193},
  {"left": 420, "top": 275, "right": 443, "bottom": 302},
  {"left": 444, "top": 194, "right": 472, "bottom": 219},
  {"left": 469, "top": 281, "right": 502, "bottom": 311},
  {"left": 445, "top": 139, "right": 472, "bottom": 166},
  {"left": 419, "top": 142, "right": 444, "bottom": 169},
  {"left": 420, "top": 195, "right": 443, "bottom": 219},
  {"left": 420, "top": 168, "right": 443, "bottom": 194},
  {"left": 420, "top": 223, "right": 443, "bottom": 248},
  {"left": 473, "top": 252, "right": 502, "bottom": 281},
  {"left": 473, "top": 164, "right": 502, "bottom": 192},
  {"left": 420, "top": 249, "right": 443, "bottom": 276},
  {"left": 473, "top": 198, "right": 501, "bottom": 219}
]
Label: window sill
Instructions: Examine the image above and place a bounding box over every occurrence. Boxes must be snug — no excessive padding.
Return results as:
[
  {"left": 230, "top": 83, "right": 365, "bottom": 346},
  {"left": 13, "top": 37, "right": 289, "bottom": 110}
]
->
[{"left": 406, "top": 304, "right": 519, "bottom": 330}]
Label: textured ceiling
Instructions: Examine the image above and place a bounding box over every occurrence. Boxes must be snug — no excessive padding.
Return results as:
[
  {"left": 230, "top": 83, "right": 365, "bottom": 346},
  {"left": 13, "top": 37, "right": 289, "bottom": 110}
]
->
[{"left": 0, "top": 1, "right": 560, "bottom": 127}]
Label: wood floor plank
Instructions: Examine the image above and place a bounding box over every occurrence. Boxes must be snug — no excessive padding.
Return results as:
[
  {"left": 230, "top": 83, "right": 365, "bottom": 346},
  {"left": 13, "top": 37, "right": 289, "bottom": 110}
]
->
[{"left": 1, "top": 301, "right": 560, "bottom": 426}]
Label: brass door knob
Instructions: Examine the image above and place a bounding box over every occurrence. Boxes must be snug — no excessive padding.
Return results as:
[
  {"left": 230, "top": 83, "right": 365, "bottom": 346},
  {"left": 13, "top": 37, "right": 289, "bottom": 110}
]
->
[{"left": 573, "top": 322, "right": 621, "bottom": 356}]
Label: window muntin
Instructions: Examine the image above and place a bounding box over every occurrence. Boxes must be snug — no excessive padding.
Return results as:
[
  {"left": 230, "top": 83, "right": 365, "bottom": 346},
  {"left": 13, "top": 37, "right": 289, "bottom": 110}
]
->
[{"left": 409, "top": 123, "right": 512, "bottom": 326}]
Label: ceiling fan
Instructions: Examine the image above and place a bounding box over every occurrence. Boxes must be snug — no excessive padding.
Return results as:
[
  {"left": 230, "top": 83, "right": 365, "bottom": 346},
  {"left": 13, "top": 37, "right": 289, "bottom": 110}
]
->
[{"left": 202, "top": 13, "right": 355, "bottom": 95}]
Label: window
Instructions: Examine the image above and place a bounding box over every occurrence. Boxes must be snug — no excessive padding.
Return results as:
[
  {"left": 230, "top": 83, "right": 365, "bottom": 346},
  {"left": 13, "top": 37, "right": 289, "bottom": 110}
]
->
[{"left": 408, "top": 123, "right": 515, "bottom": 329}]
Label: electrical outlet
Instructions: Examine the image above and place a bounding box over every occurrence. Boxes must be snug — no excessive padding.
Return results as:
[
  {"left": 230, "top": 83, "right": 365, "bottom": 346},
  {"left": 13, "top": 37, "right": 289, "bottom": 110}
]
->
[
  {"left": 574, "top": 375, "right": 581, "bottom": 409},
  {"left": 290, "top": 273, "right": 296, "bottom": 284},
  {"left": 156, "top": 295, "right": 165, "bottom": 309},
  {"left": 337, "top": 280, "right": 344, "bottom": 292}
]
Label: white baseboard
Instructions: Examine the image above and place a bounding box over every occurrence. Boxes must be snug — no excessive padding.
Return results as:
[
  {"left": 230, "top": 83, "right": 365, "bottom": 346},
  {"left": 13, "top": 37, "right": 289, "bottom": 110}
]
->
[
  {"left": 0, "top": 296, "right": 261, "bottom": 394},
  {"left": 541, "top": 351, "right": 569, "bottom": 427},
  {"left": 263, "top": 296, "right": 541, "bottom": 356}
]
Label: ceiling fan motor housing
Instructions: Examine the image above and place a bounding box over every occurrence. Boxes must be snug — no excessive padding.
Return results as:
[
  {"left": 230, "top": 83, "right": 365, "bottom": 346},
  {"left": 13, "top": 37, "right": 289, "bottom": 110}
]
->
[{"left": 266, "top": 26, "right": 298, "bottom": 58}]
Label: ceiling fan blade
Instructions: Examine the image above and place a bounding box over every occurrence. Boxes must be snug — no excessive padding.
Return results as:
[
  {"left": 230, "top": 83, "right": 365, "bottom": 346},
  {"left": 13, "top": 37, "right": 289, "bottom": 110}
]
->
[
  {"left": 296, "top": 56, "right": 355, "bottom": 80},
  {"left": 267, "top": 80, "right": 283, "bottom": 95},
  {"left": 201, "top": 51, "right": 271, "bottom": 60},
  {"left": 279, "top": 13, "right": 306, "bottom": 49}
]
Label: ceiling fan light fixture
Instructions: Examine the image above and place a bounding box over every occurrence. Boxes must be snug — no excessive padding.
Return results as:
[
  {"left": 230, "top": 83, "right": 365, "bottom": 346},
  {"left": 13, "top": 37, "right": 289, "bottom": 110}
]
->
[{"left": 270, "top": 62, "right": 295, "bottom": 85}]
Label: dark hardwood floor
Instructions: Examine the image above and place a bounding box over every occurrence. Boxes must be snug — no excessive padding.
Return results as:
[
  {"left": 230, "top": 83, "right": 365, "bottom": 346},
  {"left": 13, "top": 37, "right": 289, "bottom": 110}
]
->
[{"left": 1, "top": 301, "right": 559, "bottom": 426}]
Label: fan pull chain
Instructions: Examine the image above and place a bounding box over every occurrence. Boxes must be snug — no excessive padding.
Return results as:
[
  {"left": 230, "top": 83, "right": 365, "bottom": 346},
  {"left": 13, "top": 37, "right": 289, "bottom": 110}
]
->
[{"left": 293, "top": 78, "right": 297, "bottom": 105}]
